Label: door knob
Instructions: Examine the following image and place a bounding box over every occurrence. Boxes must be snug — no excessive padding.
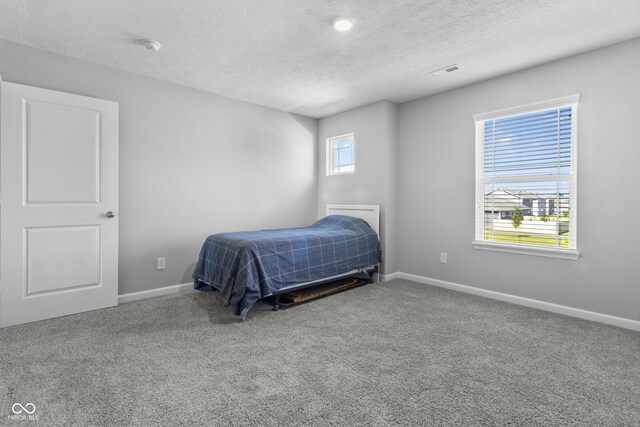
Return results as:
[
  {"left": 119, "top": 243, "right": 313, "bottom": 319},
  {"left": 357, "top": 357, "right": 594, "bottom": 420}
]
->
[{"left": 106, "top": 211, "right": 115, "bottom": 218}]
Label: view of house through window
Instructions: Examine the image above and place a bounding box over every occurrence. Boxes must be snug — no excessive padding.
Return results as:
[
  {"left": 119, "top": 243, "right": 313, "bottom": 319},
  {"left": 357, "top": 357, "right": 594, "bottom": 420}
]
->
[
  {"left": 474, "top": 97, "right": 578, "bottom": 253},
  {"left": 327, "top": 133, "right": 355, "bottom": 175}
]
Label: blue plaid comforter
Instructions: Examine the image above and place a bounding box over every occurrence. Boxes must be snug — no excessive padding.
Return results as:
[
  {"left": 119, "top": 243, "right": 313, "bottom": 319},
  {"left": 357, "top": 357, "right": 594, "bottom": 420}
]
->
[{"left": 193, "top": 215, "right": 381, "bottom": 317}]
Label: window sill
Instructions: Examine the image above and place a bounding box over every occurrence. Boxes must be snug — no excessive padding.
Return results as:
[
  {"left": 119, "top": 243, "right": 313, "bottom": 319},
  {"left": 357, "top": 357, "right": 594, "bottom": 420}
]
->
[
  {"left": 472, "top": 241, "right": 579, "bottom": 260},
  {"left": 327, "top": 172, "right": 355, "bottom": 176}
]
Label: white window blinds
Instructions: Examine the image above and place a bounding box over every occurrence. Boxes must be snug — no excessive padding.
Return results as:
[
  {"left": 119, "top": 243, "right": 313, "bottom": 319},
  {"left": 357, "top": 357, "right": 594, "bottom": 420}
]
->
[{"left": 474, "top": 96, "right": 579, "bottom": 257}]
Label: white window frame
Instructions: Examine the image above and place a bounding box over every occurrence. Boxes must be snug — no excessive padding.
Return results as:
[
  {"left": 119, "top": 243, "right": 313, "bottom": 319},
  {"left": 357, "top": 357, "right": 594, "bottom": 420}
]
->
[
  {"left": 326, "top": 133, "right": 355, "bottom": 176},
  {"left": 472, "top": 95, "right": 580, "bottom": 260}
]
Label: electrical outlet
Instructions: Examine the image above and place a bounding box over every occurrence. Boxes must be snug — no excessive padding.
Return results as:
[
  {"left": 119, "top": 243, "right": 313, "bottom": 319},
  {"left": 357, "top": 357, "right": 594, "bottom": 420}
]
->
[
  {"left": 440, "top": 252, "right": 448, "bottom": 264},
  {"left": 157, "top": 257, "right": 166, "bottom": 270}
]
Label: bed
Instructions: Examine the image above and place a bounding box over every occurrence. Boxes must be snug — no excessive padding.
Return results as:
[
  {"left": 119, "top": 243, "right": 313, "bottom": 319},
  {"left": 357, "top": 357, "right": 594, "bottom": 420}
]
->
[{"left": 192, "top": 205, "right": 382, "bottom": 319}]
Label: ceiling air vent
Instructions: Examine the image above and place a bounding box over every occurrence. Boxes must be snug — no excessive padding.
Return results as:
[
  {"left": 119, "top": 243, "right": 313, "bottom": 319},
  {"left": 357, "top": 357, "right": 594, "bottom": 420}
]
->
[{"left": 430, "top": 64, "right": 459, "bottom": 77}]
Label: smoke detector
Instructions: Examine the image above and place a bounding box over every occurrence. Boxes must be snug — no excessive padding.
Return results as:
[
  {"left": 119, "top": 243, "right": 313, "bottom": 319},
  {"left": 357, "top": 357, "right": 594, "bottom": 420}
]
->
[
  {"left": 143, "top": 40, "right": 162, "bottom": 52},
  {"left": 430, "top": 64, "right": 459, "bottom": 77}
]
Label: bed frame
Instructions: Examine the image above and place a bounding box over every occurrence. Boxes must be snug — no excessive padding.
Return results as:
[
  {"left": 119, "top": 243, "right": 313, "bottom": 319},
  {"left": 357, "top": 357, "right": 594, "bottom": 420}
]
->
[{"left": 269, "top": 204, "right": 381, "bottom": 312}]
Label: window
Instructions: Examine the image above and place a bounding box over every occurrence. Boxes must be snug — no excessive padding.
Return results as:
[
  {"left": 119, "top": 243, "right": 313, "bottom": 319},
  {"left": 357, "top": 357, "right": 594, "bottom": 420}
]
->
[
  {"left": 326, "top": 133, "right": 355, "bottom": 175},
  {"left": 473, "top": 95, "right": 579, "bottom": 260}
]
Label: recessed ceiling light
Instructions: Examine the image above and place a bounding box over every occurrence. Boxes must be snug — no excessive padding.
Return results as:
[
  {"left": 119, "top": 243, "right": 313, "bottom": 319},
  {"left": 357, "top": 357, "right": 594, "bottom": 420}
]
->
[
  {"left": 143, "top": 40, "right": 162, "bottom": 52},
  {"left": 332, "top": 16, "right": 355, "bottom": 32}
]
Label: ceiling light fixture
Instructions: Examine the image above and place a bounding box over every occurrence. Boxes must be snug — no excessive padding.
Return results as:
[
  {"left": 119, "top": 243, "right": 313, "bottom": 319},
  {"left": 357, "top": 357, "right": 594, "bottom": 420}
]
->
[
  {"left": 332, "top": 16, "right": 355, "bottom": 32},
  {"left": 143, "top": 40, "right": 162, "bottom": 52}
]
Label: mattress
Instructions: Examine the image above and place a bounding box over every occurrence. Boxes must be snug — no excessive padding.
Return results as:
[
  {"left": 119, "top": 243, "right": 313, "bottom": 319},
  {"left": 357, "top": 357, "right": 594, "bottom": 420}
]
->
[{"left": 192, "top": 215, "right": 382, "bottom": 317}]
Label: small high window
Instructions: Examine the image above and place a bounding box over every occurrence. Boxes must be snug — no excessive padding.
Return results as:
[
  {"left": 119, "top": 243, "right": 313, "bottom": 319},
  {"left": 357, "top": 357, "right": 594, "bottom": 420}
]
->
[{"left": 326, "top": 133, "right": 355, "bottom": 175}]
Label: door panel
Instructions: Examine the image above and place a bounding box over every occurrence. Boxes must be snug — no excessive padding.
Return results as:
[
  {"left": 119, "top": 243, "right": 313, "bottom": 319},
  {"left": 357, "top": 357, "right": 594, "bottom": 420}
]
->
[
  {"left": 1, "top": 81, "right": 118, "bottom": 327},
  {"left": 26, "top": 100, "right": 101, "bottom": 204},
  {"left": 26, "top": 226, "right": 101, "bottom": 296}
]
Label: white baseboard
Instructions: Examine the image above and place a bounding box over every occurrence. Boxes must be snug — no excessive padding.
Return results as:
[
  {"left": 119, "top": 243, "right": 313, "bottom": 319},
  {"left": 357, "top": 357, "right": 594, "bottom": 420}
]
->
[
  {"left": 395, "top": 272, "right": 640, "bottom": 332},
  {"left": 118, "top": 282, "right": 194, "bottom": 304},
  {"left": 380, "top": 272, "right": 399, "bottom": 281},
  {"left": 119, "top": 273, "right": 400, "bottom": 304}
]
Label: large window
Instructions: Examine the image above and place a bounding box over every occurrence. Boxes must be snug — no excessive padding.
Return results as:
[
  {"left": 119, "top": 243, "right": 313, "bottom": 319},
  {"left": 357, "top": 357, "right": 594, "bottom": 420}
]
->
[
  {"left": 326, "top": 133, "right": 355, "bottom": 175},
  {"left": 473, "top": 95, "right": 579, "bottom": 259}
]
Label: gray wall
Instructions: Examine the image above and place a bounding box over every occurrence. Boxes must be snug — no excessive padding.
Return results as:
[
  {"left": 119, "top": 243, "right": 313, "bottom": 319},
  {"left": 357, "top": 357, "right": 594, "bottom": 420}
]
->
[
  {"left": 317, "top": 100, "right": 398, "bottom": 274},
  {"left": 3, "top": 36, "right": 638, "bottom": 322},
  {"left": 0, "top": 40, "right": 318, "bottom": 295},
  {"left": 397, "top": 37, "right": 640, "bottom": 321}
]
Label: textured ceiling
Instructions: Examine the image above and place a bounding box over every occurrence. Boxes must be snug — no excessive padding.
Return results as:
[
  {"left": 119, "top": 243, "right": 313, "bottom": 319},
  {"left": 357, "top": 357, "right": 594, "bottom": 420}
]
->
[{"left": 1, "top": 0, "right": 640, "bottom": 118}]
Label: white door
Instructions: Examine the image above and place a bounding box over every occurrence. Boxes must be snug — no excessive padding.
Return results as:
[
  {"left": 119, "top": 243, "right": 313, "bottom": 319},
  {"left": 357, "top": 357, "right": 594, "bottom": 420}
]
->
[{"left": 0, "top": 81, "right": 118, "bottom": 327}]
